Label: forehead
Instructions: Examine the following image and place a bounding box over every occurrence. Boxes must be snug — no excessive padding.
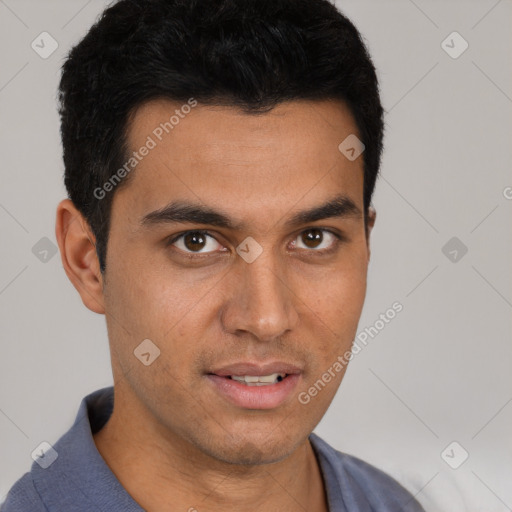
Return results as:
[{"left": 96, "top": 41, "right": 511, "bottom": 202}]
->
[
  {"left": 113, "top": 98, "right": 364, "bottom": 231},
  {"left": 127, "top": 97, "right": 359, "bottom": 155}
]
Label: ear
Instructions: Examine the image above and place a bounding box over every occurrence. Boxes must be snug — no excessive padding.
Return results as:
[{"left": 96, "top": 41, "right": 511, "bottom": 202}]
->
[
  {"left": 55, "top": 199, "right": 105, "bottom": 314},
  {"left": 365, "top": 206, "right": 376, "bottom": 261}
]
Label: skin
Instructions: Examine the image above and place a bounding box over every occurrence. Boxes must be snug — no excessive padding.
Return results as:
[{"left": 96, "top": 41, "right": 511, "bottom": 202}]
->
[{"left": 56, "top": 98, "right": 376, "bottom": 512}]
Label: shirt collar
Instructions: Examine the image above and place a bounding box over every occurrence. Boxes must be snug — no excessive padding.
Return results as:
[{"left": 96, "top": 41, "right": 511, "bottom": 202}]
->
[{"left": 31, "top": 386, "right": 143, "bottom": 511}]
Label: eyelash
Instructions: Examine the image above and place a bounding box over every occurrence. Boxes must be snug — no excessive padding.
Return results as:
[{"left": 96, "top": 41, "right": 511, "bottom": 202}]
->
[{"left": 166, "top": 228, "right": 344, "bottom": 259}]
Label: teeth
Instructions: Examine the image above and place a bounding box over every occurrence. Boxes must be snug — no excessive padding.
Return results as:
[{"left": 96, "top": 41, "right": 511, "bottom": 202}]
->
[{"left": 231, "top": 373, "right": 286, "bottom": 385}]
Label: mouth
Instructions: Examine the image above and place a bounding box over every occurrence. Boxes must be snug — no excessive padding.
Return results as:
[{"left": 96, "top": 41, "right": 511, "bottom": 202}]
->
[
  {"left": 228, "top": 373, "right": 287, "bottom": 386},
  {"left": 205, "top": 362, "right": 302, "bottom": 409}
]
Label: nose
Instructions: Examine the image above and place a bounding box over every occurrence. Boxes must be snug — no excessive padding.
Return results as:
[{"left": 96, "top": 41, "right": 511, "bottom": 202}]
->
[{"left": 220, "top": 251, "right": 299, "bottom": 343}]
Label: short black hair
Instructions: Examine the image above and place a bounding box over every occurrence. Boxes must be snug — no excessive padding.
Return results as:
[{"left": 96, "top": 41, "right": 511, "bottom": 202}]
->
[{"left": 59, "top": 0, "right": 384, "bottom": 273}]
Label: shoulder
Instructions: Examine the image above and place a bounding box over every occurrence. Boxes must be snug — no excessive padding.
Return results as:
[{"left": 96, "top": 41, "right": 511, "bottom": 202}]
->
[
  {"left": 1, "top": 472, "right": 47, "bottom": 512},
  {"left": 1, "top": 386, "right": 115, "bottom": 512},
  {"left": 310, "top": 433, "right": 425, "bottom": 511}
]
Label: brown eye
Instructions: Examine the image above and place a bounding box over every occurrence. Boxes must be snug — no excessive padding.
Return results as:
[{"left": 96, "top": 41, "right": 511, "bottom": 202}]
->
[
  {"left": 294, "top": 228, "right": 339, "bottom": 252},
  {"left": 169, "top": 231, "right": 224, "bottom": 254},
  {"left": 183, "top": 232, "right": 207, "bottom": 251},
  {"left": 301, "top": 228, "right": 324, "bottom": 249}
]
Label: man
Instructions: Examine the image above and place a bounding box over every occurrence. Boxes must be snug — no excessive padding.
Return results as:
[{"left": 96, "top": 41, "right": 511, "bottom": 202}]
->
[{"left": 2, "top": 0, "right": 425, "bottom": 510}]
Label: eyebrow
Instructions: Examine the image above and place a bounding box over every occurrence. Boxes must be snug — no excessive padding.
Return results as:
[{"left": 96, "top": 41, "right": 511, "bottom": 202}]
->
[{"left": 140, "top": 194, "right": 362, "bottom": 231}]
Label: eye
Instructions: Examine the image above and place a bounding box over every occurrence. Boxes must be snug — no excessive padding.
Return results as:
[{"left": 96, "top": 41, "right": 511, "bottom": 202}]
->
[
  {"left": 167, "top": 228, "right": 342, "bottom": 258},
  {"left": 168, "top": 230, "right": 224, "bottom": 255},
  {"left": 292, "top": 228, "right": 340, "bottom": 252}
]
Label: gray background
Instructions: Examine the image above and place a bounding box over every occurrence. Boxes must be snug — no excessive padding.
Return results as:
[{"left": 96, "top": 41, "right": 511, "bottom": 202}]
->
[{"left": 1, "top": 1, "right": 511, "bottom": 510}]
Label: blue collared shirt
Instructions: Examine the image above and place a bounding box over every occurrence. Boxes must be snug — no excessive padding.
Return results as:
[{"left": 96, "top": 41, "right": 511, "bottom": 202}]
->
[{"left": 2, "top": 386, "right": 424, "bottom": 511}]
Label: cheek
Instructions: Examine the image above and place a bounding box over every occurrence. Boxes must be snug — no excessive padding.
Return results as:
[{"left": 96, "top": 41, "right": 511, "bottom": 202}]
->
[
  {"left": 106, "top": 247, "right": 201, "bottom": 335},
  {"left": 106, "top": 255, "right": 222, "bottom": 379},
  {"left": 306, "top": 257, "right": 368, "bottom": 353}
]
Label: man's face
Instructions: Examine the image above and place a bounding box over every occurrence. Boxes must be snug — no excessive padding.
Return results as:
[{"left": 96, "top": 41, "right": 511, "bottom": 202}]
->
[{"left": 101, "top": 98, "right": 372, "bottom": 464}]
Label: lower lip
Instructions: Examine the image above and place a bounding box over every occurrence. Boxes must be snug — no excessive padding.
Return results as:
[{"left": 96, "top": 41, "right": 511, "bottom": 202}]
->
[{"left": 206, "top": 374, "right": 301, "bottom": 410}]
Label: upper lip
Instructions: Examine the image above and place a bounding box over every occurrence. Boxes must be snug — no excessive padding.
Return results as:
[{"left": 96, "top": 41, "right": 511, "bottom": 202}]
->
[{"left": 209, "top": 361, "right": 303, "bottom": 377}]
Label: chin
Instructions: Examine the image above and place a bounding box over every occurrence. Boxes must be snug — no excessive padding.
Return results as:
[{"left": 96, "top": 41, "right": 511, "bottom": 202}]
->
[
  {"left": 197, "top": 429, "right": 304, "bottom": 466},
  {"left": 210, "top": 444, "right": 290, "bottom": 466}
]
